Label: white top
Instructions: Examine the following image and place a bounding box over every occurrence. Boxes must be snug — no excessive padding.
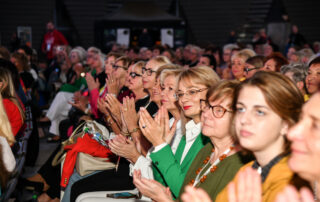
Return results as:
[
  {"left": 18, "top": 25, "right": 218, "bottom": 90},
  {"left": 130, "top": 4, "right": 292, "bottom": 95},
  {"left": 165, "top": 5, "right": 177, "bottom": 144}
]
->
[
  {"left": 180, "top": 120, "right": 201, "bottom": 164},
  {"left": 0, "top": 136, "right": 16, "bottom": 172}
]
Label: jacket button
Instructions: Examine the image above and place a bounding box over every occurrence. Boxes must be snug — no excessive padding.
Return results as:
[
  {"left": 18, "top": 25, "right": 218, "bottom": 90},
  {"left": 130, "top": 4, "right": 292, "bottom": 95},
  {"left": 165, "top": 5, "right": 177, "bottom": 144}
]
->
[{"left": 155, "top": 161, "right": 159, "bottom": 165}]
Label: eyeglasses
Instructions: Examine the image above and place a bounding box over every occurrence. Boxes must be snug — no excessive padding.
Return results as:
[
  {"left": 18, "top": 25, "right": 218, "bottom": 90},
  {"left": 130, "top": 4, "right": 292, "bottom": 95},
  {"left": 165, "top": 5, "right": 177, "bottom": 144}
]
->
[
  {"left": 129, "top": 72, "right": 142, "bottom": 79},
  {"left": 244, "top": 66, "right": 260, "bottom": 74},
  {"left": 200, "top": 99, "right": 232, "bottom": 118},
  {"left": 112, "top": 64, "right": 128, "bottom": 70},
  {"left": 142, "top": 67, "right": 156, "bottom": 76},
  {"left": 175, "top": 88, "right": 208, "bottom": 99}
]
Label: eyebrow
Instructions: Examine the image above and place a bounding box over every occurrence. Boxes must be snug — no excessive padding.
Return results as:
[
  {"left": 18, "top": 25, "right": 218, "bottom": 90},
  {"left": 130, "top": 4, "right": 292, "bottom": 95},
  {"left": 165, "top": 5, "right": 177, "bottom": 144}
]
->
[
  {"left": 236, "top": 102, "right": 269, "bottom": 109},
  {"left": 310, "top": 114, "right": 320, "bottom": 122}
]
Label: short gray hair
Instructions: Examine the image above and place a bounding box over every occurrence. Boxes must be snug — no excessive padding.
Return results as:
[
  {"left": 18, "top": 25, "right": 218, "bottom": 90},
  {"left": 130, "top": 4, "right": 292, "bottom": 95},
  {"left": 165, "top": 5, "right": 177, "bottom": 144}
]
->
[{"left": 280, "top": 63, "right": 307, "bottom": 83}]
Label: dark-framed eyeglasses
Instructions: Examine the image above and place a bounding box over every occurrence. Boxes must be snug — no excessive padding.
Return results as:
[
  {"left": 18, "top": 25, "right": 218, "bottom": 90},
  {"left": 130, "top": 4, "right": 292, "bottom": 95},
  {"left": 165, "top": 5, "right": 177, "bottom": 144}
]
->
[
  {"left": 142, "top": 67, "right": 156, "bottom": 76},
  {"left": 129, "top": 72, "right": 142, "bottom": 79},
  {"left": 244, "top": 66, "right": 260, "bottom": 74},
  {"left": 112, "top": 64, "right": 128, "bottom": 70},
  {"left": 175, "top": 88, "right": 208, "bottom": 99},
  {"left": 200, "top": 99, "right": 232, "bottom": 118}
]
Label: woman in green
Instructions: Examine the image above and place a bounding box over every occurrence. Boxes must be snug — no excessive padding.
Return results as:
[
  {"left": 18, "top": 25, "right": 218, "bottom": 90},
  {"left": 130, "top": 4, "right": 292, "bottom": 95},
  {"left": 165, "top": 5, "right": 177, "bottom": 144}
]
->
[
  {"left": 134, "top": 80, "right": 250, "bottom": 201},
  {"left": 138, "top": 66, "right": 220, "bottom": 198}
]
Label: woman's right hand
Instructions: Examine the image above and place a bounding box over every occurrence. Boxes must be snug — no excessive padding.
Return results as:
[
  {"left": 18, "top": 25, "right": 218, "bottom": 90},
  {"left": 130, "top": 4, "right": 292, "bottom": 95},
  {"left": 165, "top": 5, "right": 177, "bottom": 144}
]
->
[{"left": 86, "top": 73, "right": 100, "bottom": 91}]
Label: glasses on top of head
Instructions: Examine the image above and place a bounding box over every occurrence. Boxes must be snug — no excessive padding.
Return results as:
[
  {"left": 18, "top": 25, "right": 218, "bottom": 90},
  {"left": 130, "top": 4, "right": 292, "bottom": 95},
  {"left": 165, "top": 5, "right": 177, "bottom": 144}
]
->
[
  {"left": 112, "top": 64, "right": 128, "bottom": 70},
  {"left": 244, "top": 66, "right": 260, "bottom": 74},
  {"left": 200, "top": 99, "right": 232, "bottom": 118},
  {"left": 129, "top": 72, "right": 142, "bottom": 79},
  {"left": 175, "top": 88, "right": 208, "bottom": 99},
  {"left": 142, "top": 67, "right": 156, "bottom": 76}
]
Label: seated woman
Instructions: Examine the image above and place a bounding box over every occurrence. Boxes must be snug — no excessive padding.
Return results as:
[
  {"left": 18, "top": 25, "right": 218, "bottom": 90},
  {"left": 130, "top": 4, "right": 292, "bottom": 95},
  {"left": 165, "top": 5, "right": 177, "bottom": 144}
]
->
[
  {"left": 305, "top": 56, "right": 320, "bottom": 96},
  {"left": 0, "top": 67, "right": 25, "bottom": 137},
  {"left": 214, "top": 71, "right": 308, "bottom": 202},
  {"left": 0, "top": 94, "right": 16, "bottom": 196},
  {"left": 275, "top": 90, "right": 320, "bottom": 201},
  {"left": 230, "top": 49, "right": 256, "bottom": 81},
  {"left": 261, "top": 52, "right": 289, "bottom": 72},
  {"left": 137, "top": 66, "right": 220, "bottom": 199}
]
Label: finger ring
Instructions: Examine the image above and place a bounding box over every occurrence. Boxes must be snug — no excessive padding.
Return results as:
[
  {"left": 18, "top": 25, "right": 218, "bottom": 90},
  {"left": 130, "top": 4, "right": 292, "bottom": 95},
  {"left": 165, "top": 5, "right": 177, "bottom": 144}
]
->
[
  {"left": 142, "top": 125, "right": 146, "bottom": 129},
  {"left": 123, "top": 108, "right": 127, "bottom": 111},
  {"left": 111, "top": 80, "right": 114, "bottom": 82}
]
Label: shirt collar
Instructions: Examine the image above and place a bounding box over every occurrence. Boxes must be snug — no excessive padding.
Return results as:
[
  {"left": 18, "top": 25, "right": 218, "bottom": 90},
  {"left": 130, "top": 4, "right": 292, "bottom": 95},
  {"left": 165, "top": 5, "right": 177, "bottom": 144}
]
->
[{"left": 185, "top": 120, "right": 201, "bottom": 141}]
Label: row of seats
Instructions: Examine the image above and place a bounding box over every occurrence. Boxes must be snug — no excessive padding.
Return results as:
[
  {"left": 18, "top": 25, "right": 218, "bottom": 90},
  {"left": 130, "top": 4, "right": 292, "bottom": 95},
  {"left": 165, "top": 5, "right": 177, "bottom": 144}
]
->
[{"left": 0, "top": 104, "right": 33, "bottom": 202}]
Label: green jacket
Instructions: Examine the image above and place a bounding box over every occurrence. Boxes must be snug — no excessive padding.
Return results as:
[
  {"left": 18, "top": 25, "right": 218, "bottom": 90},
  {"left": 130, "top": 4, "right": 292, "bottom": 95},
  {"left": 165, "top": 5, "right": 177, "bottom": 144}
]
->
[{"left": 150, "top": 133, "right": 210, "bottom": 198}]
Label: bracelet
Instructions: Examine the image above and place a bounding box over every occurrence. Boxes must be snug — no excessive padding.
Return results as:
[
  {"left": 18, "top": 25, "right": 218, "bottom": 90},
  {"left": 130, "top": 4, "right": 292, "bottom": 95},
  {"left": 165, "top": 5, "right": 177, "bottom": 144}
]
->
[
  {"left": 129, "top": 127, "right": 140, "bottom": 134},
  {"left": 107, "top": 117, "right": 113, "bottom": 125}
]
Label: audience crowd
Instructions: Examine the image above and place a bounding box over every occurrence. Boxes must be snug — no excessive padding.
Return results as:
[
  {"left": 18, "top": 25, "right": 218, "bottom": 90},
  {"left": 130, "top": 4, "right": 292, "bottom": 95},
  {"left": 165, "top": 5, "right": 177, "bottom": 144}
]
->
[{"left": 0, "top": 22, "right": 320, "bottom": 202}]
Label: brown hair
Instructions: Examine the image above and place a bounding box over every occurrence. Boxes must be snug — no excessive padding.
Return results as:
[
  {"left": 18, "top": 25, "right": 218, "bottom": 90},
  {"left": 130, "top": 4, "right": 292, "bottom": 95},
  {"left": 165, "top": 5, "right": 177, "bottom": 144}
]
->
[
  {"left": 11, "top": 52, "right": 30, "bottom": 71},
  {"left": 0, "top": 46, "right": 10, "bottom": 60},
  {"left": 115, "top": 56, "right": 131, "bottom": 70},
  {"left": 207, "top": 80, "right": 240, "bottom": 108},
  {"left": 246, "top": 55, "right": 265, "bottom": 68},
  {"left": 232, "top": 71, "right": 304, "bottom": 152},
  {"left": 132, "top": 61, "right": 146, "bottom": 74},
  {"left": 264, "top": 52, "right": 289, "bottom": 72}
]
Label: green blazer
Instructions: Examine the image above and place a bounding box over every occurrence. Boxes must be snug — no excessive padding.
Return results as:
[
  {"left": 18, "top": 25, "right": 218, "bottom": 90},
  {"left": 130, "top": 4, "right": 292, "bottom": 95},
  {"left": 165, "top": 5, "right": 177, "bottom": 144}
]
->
[{"left": 150, "top": 133, "right": 210, "bottom": 198}]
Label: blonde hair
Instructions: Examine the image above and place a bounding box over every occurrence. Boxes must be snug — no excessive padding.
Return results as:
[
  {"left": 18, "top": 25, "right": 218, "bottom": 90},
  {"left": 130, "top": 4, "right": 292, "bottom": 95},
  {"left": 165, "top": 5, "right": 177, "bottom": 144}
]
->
[
  {"left": 0, "top": 94, "right": 15, "bottom": 145},
  {"left": 160, "top": 67, "right": 183, "bottom": 86},
  {"left": 149, "top": 55, "right": 172, "bottom": 71},
  {"left": 231, "top": 49, "right": 256, "bottom": 63},
  {"left": 0, "top": 68, "right": 25, "bottom": 122},
  {"left": 132, "top": 61, "right": 146, "bottom": 74},
  {"left": 178, "top": 65, "right": 220, "bottom": 88}
]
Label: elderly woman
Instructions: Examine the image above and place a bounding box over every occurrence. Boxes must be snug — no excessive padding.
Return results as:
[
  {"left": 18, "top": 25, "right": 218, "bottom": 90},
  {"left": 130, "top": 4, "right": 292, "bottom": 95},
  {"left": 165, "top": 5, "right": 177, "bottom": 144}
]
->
[
  {"left": 305, "top": 56, "right": 320, "bottom": 95},
  {"left": 231, "top": 49, "right": 256, "bottom": 81},
  {"left": 275, "top": 90, "right": 320, "bottom": 201},
  {"left": 135, "top": 66, "right": 220, "bottom": 199}
]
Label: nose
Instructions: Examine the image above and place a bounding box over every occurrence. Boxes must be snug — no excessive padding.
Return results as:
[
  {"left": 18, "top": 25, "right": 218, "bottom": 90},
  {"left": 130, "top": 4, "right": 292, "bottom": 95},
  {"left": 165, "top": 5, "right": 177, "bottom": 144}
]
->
[
  {"left": 238, "top": 110, "right": 252, "bottom": 125},
  {"left": 287, "top": 120, "right": 304, "bottom": 141},
  {"left": 202, "top": 107, "right": 212, "bottom": 119}
]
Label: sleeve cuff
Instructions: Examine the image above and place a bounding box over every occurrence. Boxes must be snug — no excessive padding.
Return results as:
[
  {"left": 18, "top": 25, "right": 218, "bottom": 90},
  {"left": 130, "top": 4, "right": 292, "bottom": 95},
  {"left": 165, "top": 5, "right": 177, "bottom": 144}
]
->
[{"left": 152, "top": 142, "right": 168, "bottom": 153}]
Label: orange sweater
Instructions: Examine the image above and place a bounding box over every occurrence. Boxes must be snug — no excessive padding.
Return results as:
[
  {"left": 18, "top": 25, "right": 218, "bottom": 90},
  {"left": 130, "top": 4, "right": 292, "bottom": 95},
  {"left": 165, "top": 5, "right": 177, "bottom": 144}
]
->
[{"left": 215, "top": 156, "right": 307, "bottom": 202}]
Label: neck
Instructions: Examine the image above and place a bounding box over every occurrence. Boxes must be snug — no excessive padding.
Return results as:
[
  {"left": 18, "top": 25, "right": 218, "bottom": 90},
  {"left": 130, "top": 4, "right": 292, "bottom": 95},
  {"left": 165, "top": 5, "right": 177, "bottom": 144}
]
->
[
  {"left": 253, "top": 136, "right": 285, "bottom": 167},
  {"left": 118, "top": 77, "right": 126, "bottom": 89},
  {"left": 133, "top": 89, "right": 148, "bottom": 101},
  {"left": 192, "top": 115, "right": 201, "bottom": 124},
  {"left": 211, "top": 135, "right": 234, "bottom": 160},
  {"left": 169, "top": 108, "right": 181, "bottom": 121}
]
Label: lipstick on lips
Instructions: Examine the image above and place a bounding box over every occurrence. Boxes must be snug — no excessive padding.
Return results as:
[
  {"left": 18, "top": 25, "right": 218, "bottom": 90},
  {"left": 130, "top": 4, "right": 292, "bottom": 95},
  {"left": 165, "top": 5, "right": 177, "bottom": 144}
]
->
[
  {"left": 183, "top": 106, "right": 191, "bottom": 110},
  {"left": 240, "top": 129, "right": 253, "bottom": 137}
]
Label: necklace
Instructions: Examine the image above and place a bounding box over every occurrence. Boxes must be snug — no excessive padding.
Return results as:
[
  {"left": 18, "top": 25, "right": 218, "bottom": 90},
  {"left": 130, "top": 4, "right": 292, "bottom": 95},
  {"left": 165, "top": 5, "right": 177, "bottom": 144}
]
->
[{"left": 189, "top": 146, "right": 234, "bottom": 187}]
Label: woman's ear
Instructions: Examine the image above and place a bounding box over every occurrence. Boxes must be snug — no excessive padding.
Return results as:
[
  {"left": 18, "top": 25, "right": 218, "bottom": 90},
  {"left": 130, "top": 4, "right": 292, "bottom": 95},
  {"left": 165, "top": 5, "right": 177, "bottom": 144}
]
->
[{"left": 280, "top": 121, "right": 289, "bottom": 136}]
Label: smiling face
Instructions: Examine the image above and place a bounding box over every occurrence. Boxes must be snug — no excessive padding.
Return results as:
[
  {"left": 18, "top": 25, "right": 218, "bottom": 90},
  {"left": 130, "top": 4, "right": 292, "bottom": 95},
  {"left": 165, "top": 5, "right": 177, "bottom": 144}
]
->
[
  {"left": 142, "top": 60, "right": 158, "bottom": 90},
  {"left": 201, "top": 97, "right": 233, "bottom": 139},
  {"left": 177, "top": 80, "right": 207, "bottom": 123},
  {"left": 235, "top": 86, "right": 287, "bottom": 154},
  {"left": 287, "top": 93, "right": 320, "bottom": 182},
  {"left": 231, "top": 57, "right": 245, "bottom": 79},
  {"left": 128, "top": 65, "right": 143, "bottom": 92},
  {"left": 112, "top": 60, "right": 127, "bottom": 80},
  {"left": 160, "top": 75, "right": 178, "bottom": 111},
  {"left": 306, "top": 64, "right": 320, "bottom": 94},
  {"left": 105, "top": 56, "right": 116, "bottom": 76}
]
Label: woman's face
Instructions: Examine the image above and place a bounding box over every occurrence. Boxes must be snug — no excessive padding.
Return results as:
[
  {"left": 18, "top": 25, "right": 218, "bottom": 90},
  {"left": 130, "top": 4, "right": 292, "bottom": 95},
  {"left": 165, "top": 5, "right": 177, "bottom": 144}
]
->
[
  {"left": 161, "top": 75, "right": 178, "bottom": 111},
  {"left": 231, "top": 57, "right": 245, "bottom": 79},
  {"left": 306, "top": 64, "right": 320, "bottom": 94},
  {"left": 201, "top": 97, "right": 233, "bottom": 139},
  {"left": 10, "top": 57, "right": 21, "bottom": 71},
  {"left": 112, "top": 60, "right": 127, "bottom": 80},
  {"left": 151, "top": 78, "right": 162, "bottom": 104},
  {"left": 244, "top": 63, "right": 259, "bottom": 79},
  {"left": 177, "top": 80, "right": 208, "bottom": 123},
  {"left": 70, "top": 52, "right": 80, "bottom": 65},
  {"left": 128, "top": 65, "right": 143, "bottom": 92},
  {"left": 91, "top": 54, "right": 102, "bottom": 70},
  {"left": 287, "top": 93, "right": 320, "bottom": 182},
  {"left": 235, "top": 86, "right": 287, "bottom": 154},
  {"left": 262, "top": 59, "right": 277, "bottom": 72},
  {"left": 105, "top": 56, "right": 115, "bottom": 76},
  {"left": 142, "top": 60, "right": 158, "bottom": 90}
]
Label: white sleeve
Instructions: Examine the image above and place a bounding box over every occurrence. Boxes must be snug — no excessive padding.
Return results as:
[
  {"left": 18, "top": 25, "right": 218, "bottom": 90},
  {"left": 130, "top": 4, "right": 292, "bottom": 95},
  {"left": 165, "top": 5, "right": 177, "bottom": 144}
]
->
[
  {"left": 0, "top": 136, "right": 16, "bottom": 172},
  {"left": 129, "top": 155, "right": 154, "bottom": 180}
]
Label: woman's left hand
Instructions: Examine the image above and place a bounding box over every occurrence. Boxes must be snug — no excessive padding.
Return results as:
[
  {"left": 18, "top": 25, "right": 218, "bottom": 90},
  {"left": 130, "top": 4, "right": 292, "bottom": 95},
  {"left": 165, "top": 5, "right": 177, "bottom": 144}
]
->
[
  {"left": 275, "top": 185, "right": 314, "bottom": 202},
  {"left": 121, "top": 96, "right": 139, "bottom": 132},
  {"left": 109, "top": 135, "right": 140, "bottom": 163},
  {"left": 133, "top": 170, "right": 173, "bottom": 202},
  {"left": 104, "top": 94, "right": 122, "bottom": 125},
  {"left": 227, "top": 167, "right": 262, "bottom": 202}
]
